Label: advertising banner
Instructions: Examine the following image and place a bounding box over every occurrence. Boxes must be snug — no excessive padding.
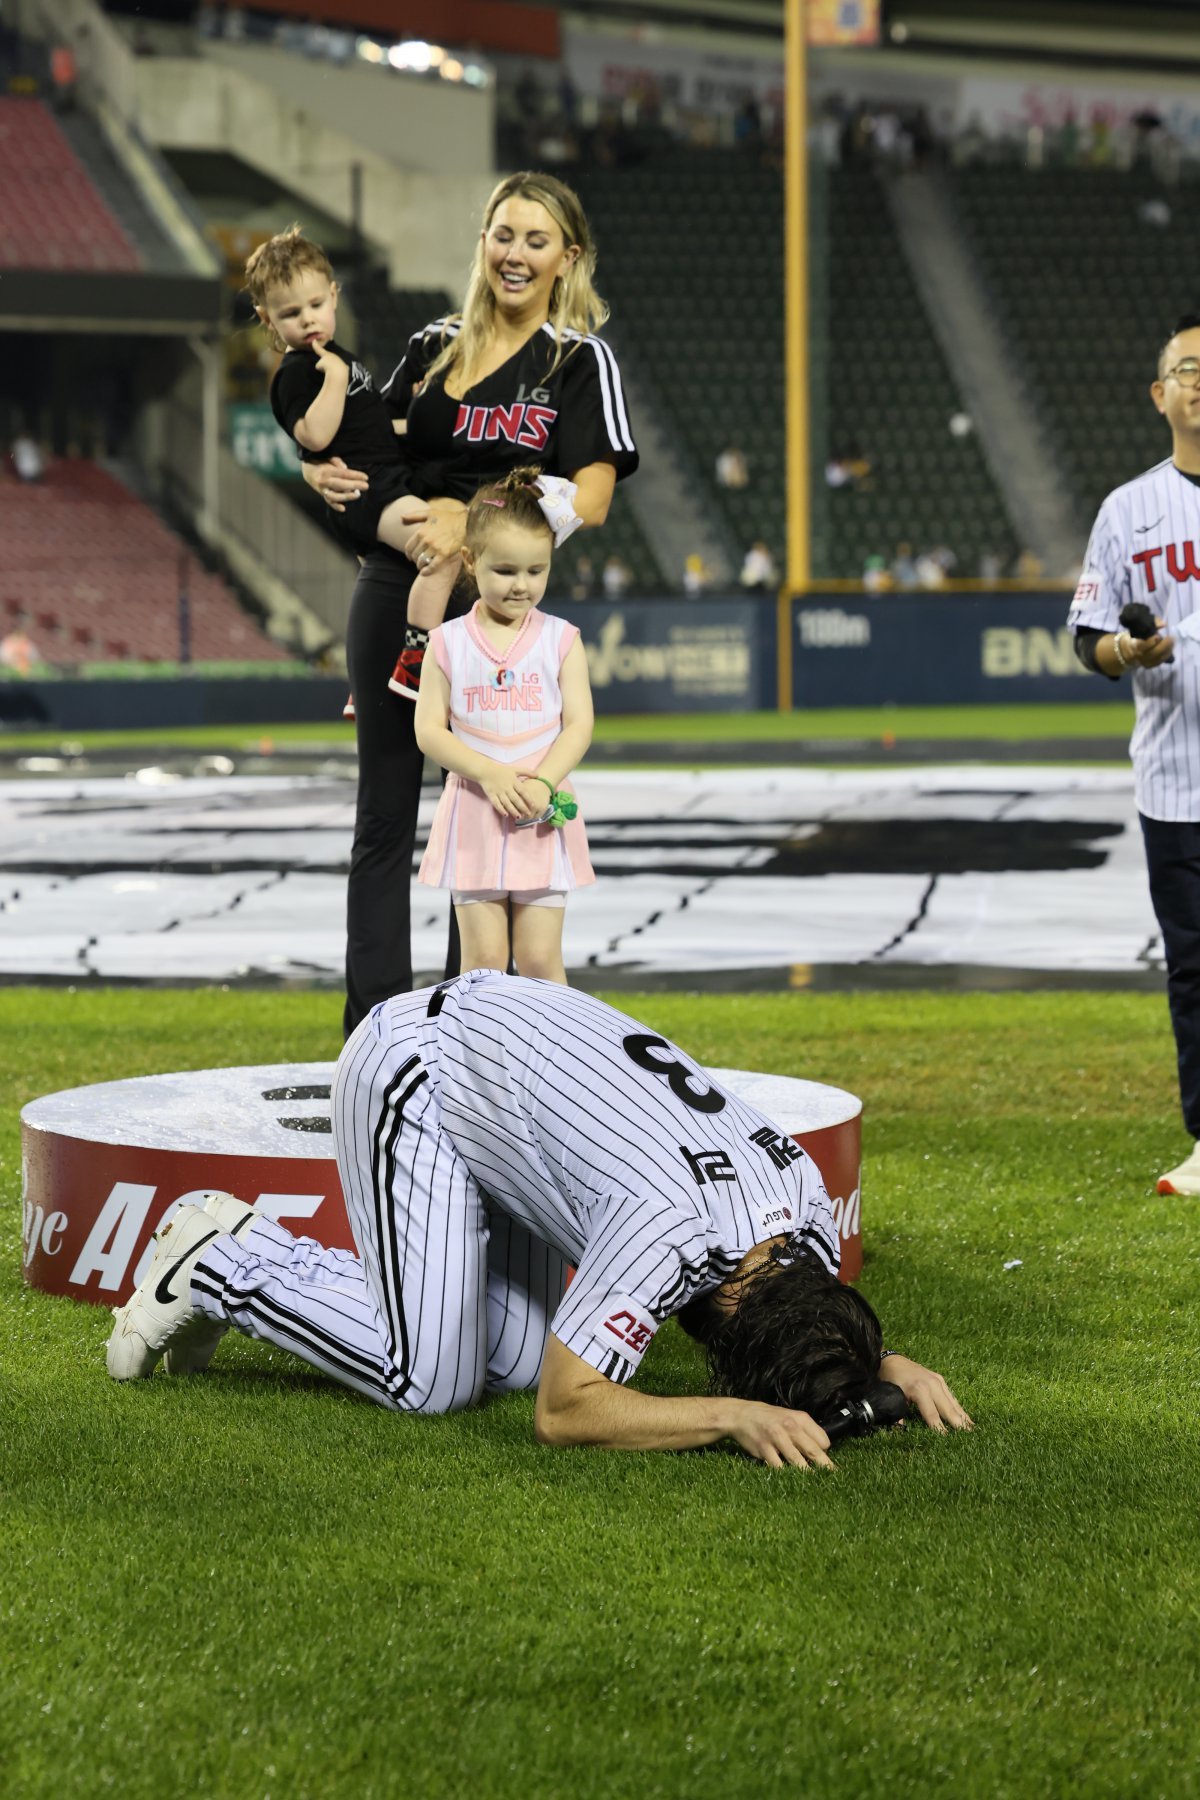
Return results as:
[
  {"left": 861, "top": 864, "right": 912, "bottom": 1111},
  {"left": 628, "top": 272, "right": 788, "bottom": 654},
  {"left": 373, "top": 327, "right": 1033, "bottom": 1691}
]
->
[
  {"left": 960, "top": 72, "right": 1200, "bottom": 154},
  {"left": 789, "top": 592, "right": 1131, "bottom": 707},
  {"left": 229, "top": 402, "right": 299, "bottom": 481},
  {"left": 573, "top": 597, "right": 774, "bottom": 714},
  {"left": 23, "top": 1062, "right": 864, "bottom": 1303}
]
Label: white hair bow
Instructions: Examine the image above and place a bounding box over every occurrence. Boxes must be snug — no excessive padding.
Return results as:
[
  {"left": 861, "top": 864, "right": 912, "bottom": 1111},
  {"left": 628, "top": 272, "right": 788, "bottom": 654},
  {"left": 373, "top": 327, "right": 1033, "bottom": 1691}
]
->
[{"left": 534, "top": 474, "right": 584, "bottom": 548}]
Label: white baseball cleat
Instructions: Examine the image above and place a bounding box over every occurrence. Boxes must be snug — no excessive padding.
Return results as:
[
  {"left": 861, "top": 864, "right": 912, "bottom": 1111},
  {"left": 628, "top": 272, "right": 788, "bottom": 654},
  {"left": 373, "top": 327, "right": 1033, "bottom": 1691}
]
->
[
  {"left": 161, "top": 1193, "right": 260, "bottom": 1376},
  {"left": 1156, "top": 1143, "right": 1200, "bottom": 1196},
  {"left": 106, "top": 1200, "right": 247, "bottom": 1381}
]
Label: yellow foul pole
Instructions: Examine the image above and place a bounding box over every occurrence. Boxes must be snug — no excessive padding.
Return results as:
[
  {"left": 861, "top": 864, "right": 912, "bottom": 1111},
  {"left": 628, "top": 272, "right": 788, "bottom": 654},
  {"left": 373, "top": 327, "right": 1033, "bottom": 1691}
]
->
[
  {"left": 779, "top": 0, "right": 809, "bottom": 709},
  {"left": 785, "top": 0, "right": 809, "bottom": 597}
]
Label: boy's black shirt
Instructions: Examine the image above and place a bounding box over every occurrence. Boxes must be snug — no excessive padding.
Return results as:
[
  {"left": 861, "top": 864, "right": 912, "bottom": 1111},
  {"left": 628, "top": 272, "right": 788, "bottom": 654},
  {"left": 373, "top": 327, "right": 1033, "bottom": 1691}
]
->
[{"left": 270, "top": 340, "right": 399, "bottom": 467}]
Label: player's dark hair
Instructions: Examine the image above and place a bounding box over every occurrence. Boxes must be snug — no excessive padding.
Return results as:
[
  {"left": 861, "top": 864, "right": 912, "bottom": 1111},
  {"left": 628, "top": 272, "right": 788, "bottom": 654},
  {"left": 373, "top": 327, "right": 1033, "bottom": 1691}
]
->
[
  {"left": 464, "top": 464, "right": 554, "bottom": 555},
  {"left": 1157, "top": 313, "right": 1200, "bottom": 378},
  {"left": 702, "top": 1240, "right": 885, "bottom": 1420}
]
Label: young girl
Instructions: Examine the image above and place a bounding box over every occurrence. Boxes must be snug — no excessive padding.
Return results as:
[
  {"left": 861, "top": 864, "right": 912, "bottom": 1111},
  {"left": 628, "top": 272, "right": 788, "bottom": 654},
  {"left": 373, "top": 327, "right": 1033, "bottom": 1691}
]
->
[{"left": 415, "top": 466, "right": 595, "bottom": 984}]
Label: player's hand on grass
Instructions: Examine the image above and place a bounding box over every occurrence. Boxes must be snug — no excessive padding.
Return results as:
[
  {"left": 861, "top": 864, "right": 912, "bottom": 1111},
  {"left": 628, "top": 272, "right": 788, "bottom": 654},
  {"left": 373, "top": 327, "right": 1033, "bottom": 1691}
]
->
[
  {"left": 728, "top": 1400, "right": 836, "bottom": 1470},
  {"left": 881, "top": 1354, "right": 973, "bottom": 1434},
  {"left": 302, "top": 456, "right": 369, "bottom": 512}
]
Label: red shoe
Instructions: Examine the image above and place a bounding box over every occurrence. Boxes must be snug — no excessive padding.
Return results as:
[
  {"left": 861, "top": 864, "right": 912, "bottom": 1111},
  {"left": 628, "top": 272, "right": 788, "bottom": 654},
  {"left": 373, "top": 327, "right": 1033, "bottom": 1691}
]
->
[
  {"left": 387, "top": 645, "right": 424, "bottom": 701},
  {"left": 342, "top": 693, "right": 356, "bottom": 720}
]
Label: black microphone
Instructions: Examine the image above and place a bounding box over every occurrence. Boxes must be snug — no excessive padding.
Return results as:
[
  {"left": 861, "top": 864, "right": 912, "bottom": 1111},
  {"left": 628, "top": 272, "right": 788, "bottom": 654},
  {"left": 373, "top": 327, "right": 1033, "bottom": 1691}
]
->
[
  {"left": 1120, "top": 601, "right": 1174, "bottom": 663},
  {"left": 821, "top": 1378, "right": 909, "bottom": 1445}
]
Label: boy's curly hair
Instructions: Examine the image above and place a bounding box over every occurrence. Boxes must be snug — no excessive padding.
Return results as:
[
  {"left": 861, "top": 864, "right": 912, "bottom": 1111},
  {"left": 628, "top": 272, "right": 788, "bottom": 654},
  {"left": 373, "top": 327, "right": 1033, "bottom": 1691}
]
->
[
  {"left": 244, "top": 226, "right": 334, "bottom": 352},
  {"left": 700, "top": 1240, "right": 884, "bottom": 1421}
]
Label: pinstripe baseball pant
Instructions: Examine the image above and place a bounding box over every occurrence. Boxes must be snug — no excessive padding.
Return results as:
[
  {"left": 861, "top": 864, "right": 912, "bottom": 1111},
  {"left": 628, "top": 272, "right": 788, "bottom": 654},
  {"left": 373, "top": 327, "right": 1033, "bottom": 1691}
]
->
[{"left": 191, "top": 1001, "right": 569, "bottom": 1412}]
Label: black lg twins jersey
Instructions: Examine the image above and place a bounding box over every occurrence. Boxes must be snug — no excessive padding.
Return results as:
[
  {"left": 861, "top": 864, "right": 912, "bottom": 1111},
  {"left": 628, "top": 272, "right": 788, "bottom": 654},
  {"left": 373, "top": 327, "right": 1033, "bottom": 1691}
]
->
[{"left": 381, "top": 318, "right": 639, "bottom": 502}]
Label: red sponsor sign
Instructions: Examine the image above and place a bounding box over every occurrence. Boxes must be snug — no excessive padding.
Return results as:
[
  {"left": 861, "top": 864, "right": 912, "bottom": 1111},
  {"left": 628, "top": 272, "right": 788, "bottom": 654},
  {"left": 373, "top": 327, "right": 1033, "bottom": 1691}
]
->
[
  {"left": 22, "top": 1132, "right": 353, "bottom": 1307},
  {"left": 21, "top": 1065, "right": 863, "bottom": 1304},
  {"left": 792, "top": 1115, "right": 863, "bottom": 1283}
]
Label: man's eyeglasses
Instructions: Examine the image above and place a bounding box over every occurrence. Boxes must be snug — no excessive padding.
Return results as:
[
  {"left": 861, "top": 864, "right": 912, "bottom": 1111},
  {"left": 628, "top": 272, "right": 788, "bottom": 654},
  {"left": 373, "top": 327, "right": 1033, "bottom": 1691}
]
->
[{"left": 1164, "top": 360, "right": 1200, "bottom": 388}]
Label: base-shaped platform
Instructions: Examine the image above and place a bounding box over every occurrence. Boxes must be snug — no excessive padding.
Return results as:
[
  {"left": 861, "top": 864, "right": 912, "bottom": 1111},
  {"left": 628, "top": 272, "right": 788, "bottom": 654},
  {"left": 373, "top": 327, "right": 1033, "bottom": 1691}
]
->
[{"left": 20, "top": 1063, "right": 863, "bottom": 1306}]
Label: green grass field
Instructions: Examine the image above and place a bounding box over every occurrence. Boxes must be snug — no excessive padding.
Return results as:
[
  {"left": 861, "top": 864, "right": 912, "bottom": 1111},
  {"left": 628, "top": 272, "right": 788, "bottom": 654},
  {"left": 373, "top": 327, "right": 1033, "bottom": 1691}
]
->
[
  {"left": 4, "top": 986, "right": 1198, "bottom": 1799},
  {"left": 0, "top": 701, "right": 1134, "bottom": 759}
]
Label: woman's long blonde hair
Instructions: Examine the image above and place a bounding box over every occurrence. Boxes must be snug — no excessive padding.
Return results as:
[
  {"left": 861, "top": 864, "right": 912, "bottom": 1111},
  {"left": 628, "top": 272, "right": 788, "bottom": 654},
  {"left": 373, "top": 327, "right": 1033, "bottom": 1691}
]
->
[{"left": 425, "top": 172, "right": 608, "bottom": 388}]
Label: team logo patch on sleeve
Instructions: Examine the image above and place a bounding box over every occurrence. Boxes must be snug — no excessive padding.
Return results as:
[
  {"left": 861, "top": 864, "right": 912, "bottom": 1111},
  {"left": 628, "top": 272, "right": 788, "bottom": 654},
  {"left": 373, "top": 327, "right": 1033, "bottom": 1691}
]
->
[
  {"left": 592, "top": 1297, "right": 657, "bottom": 1361},
  {"left": 1067, "top": 572, "right": 1107, "bottom": 625}
]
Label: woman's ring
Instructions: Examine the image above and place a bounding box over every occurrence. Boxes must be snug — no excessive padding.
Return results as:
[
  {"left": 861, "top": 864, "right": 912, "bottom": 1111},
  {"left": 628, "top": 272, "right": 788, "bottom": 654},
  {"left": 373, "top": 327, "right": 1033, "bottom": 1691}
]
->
[{"left": 419, "top": 552, "right": 433, "bottom": 566}]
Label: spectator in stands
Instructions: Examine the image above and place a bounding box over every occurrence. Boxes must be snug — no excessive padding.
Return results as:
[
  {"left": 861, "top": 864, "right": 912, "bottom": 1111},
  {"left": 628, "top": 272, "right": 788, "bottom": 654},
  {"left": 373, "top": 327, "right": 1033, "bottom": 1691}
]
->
[
  {"left": 0, "top": 628, "right": 38, "bottom": 676},
  {"left": 816, "top": 97, "right": 846, "bottom": 168},
  {"left": 1013, "top": 547, "right": 1045, "bottom": 581},
  {"left": 716, "top": 444, "right": 750, "bottom": 489},
  {"left": 299, "top": 172, "right": 638, "bottom": 1035},
  {"left": 825, "top": 446, "right": 873, "bottom": 491},
  {"left": 536, "top": 120, "right": 580, "bottom": 169},
  {"left": 1058, "top": 111, "right": 1081, "bottom": 166},
  {"left": 914, "top": 550, "right": 947, "bottom": 590},
  {"left": 602, "top": 553, "right": 632, "bottom": 599},
  {"left": 569, "top": 554, "right": 596, "bottom": 600},
  {"left": 11, "top": 433, "right": 44, "bottom": 483},
  {"left": 978, "top": 550, "right": 1003, "bottom": 582},
  {"left": 739, "top": 540, "right": 777, "bottom": 594},
  {"left": 1138, "top": 197, "right": 1172, "bottom": 230},
  {"left": 952, "top": 113, "right": 990, "bottom": 167},
  {"left": 683, "top": 553, "right": 712, "bottom": 596},
  {"left": 862, "top": 555, "right": 891, "bottom": 593},
  {"left": 890, "top": 542, "right": 918, "bottom": 590},
  {"left": 734, "top": 95, "right": 763, "bottom": 155},
  {"left": 48, "top": 39, "right": 77, "bottom": 112}
]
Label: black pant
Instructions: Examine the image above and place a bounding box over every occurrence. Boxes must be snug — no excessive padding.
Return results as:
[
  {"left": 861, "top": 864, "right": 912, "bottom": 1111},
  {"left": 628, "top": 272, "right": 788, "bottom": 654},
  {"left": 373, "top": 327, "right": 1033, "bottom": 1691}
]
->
[
  {"left": 1140, "top": 813, "right": 1200, "bottom": 1139},
  {"left": 343, "top": 552, "right": 466, "bottom": 1037}
]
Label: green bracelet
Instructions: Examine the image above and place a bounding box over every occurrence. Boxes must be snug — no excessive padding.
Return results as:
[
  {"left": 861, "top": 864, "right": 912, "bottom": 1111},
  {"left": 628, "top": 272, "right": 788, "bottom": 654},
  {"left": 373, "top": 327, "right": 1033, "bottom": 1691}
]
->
[{"left": 529, "top": 774, "right": 578, "bottom": 829}]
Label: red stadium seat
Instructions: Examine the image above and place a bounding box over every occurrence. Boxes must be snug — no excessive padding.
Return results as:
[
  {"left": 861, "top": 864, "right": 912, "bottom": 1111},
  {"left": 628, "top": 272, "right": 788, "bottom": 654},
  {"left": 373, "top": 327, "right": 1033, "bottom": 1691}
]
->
[
  {"left": 0, "top": 462, "right": 287, "bottom": 669},
  {"left": 0, "top": 98, "right": 141, "bottom": 273}
]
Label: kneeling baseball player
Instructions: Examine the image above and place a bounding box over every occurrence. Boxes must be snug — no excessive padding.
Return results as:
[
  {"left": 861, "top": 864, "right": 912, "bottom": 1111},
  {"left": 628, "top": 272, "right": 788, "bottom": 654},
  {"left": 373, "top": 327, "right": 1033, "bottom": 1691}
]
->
[{"left": 105, "top": 973, "right": 970, "bottom": 1466}]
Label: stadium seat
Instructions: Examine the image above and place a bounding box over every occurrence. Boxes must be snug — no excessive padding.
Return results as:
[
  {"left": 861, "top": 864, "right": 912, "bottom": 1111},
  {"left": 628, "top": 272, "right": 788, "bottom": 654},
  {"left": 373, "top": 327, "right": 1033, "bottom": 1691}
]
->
[
  {"left": 946, "top": 162, "right": 1200, "bottom": 518},
  {"left": 0, "top": 98, "right": 141, "bottom": 273},
  {"left": 0, "top": 461, "right": 288, "bottom": 667},
  {"left": 571, "top": 150, "right": 1018, "bottom": 581}
]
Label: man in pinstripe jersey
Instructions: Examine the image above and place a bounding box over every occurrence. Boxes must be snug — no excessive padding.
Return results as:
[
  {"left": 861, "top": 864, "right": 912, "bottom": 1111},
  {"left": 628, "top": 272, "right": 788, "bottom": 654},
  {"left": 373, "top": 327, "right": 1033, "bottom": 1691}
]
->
[
  {"left": 1069, "top": 315, "right": 1200, "bottom": 1195},
  {"left": 106, "top": 973, "right": 969, "bottom": 1467}
]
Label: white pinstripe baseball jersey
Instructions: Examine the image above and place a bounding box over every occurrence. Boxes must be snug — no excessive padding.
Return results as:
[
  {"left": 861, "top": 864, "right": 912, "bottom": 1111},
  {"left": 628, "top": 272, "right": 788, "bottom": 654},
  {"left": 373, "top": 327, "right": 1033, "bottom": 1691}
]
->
[
  {"left": 190, "top": 975, "right": 839, "bottom": 1415},
  {"left": 428, "top": 971, "right": 841, "bottom": 1383},
  {"left": 1068, "top": 457, "right": 1200, "bottom": 821}
]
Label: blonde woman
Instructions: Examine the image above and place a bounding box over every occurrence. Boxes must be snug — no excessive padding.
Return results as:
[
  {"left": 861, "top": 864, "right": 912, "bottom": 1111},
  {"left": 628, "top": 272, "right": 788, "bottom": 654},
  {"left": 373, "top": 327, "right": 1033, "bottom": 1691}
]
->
[{"left": 304, "top": 171, "right": 639, "bottom": 1033}]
